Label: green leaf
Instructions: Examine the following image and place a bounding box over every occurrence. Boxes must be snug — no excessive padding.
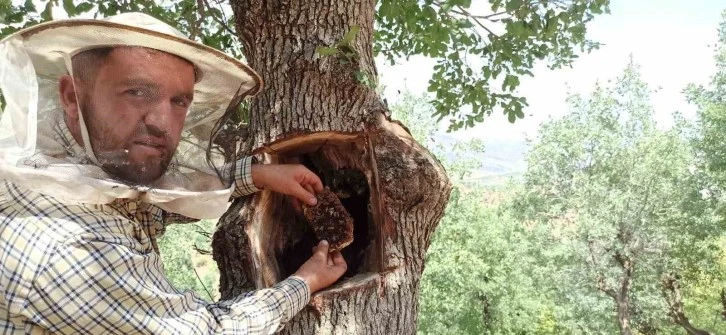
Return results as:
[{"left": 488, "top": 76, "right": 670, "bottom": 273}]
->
[
  {"left": 483, "top": 66, "right": 492, "bottom": 80},
  {"left": 40, "top": 0, "right": 54, "bottom": 21},
  {"left": 315, "top": 46, "right": 339, "bottom": 57},
  {"left": 515, "top": 108, "right": 524, "bottom": 119},
  {"left": 354, "top": 70, "right": 366, "bottom": 83},
  {"left": 339, "top": 24, "right": 360, "bottom": 46},
  {"left": 505, "top": 0, "right": 524, "bottom": 12},
  {"left": 491, "top": 0, "right": 503, "bottom": 12},
  {"left": 23, "top": 0, "right": 36, "bottom": 12},
  {"left": 373, "top": 0, "right": 610, "bottom": 128},
  {"left": 63, "top": 0, "right": 76, "bottom": 16},
  {"left": 503, "top": 74, "right": 520, "bottom": 91},
  {"left": 76, "top": 2, "right": 93, "bottom": 13}
]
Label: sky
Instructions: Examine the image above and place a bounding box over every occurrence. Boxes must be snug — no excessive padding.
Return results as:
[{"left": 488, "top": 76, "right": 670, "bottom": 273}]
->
[{"left": 379, "top": 0, "right": 725, "bottom": 142}]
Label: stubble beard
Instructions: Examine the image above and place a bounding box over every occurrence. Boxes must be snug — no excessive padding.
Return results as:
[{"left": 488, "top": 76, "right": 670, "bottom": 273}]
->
[{"left": 80, "top": 99, "right": 173, "bottom": 185}]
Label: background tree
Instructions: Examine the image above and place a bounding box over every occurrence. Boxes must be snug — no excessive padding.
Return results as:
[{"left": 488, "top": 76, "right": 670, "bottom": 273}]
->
[
  {"left": 514, "top": 60, "right": 725, "bottom": 334},
  {"left": 683, "top": 11, "right": 726, "bottom": 331}
]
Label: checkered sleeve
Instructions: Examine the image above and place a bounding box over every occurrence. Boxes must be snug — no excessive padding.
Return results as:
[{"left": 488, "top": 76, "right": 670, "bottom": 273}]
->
[
  {"left": 26, "top": 236, "right": 310, "bottom": 335},
  {"left": 231, "top": 156, "right": 259, "bottom": 198}
]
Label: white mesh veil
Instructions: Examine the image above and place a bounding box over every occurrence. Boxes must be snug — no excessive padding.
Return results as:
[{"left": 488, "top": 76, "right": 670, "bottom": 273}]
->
[{"left": 0, "top": 13, "right": 261, "bottom": 219}]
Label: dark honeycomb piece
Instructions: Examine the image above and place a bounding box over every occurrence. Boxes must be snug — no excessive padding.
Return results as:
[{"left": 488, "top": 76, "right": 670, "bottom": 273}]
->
[{"left": 302, "top": 187, "right": 354, "bottom": 252}]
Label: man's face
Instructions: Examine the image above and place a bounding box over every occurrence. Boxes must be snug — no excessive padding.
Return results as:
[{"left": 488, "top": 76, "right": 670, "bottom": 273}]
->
[{"left": 73, "top": 47, "right": 195, "bottom": 184}]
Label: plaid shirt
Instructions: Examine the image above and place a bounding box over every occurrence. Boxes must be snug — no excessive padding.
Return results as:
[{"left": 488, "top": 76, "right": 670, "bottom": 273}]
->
[{"left": 0, "top": 122, "right": 310, "bottom": 334}]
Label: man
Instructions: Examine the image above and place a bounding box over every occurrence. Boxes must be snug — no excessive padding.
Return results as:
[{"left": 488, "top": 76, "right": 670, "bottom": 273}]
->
[{"left": 0, "top": 13, "right": 346, "bottom": 334}]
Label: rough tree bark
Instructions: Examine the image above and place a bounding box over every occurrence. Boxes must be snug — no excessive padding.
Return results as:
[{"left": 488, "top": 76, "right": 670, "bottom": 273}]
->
[
  {"left": 211, "top": 1, "right": 451, "bottom": 334},
  {"left": 661, "top": 274, "right": 714, "bottom": 335}
]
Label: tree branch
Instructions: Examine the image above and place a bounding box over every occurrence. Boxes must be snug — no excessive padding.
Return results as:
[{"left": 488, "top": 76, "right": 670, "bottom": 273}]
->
[
  {"left": 188, "top": 0, "right": 205, "bottom": 40},
  {"left": 442, "top": 0, "right": 542, "bottom": 22},
  {"left": 202, "top": 0, "right": 237, "bottom": 37},
  {"left": 430, "top": 1, "right": 499, "bottom": 38},
  {"left": 193, "top": 267, "right": 214, "bottom": 301},
  {"left": 587, "top": 240, "right": 616, "bottom": 298},
  {"left": 597, "top": 275, "right": 617, "bottom": 298},
  {"left": 661, "top": 274, "right": 713, "bottom": 335},
  {"left": 455, "top": 5, "right": 498, "bottom": 38},
  {"left": 614, "top": 249, "right": 634, "bottom": 308}
]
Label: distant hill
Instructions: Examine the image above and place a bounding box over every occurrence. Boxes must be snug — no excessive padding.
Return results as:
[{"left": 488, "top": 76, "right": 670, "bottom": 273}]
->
[{"left": 431, "top": 133, "right": 529, "bottom": 185}]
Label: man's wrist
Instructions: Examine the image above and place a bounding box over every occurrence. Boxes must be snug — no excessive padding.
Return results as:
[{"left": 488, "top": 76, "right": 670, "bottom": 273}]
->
[
  {"left": 291, "top": 272, "right": 319, "bottom": 293},
  {"left": 289, "top": 275, "right": 312, "bottom": 292},
  {"left": 280, "top": 275, "right": 312, "bottom": 309},
  {"left": 231, "top": 156, "right": 260, "bottom": 197},
  {"left": 250, "top": 162, "right": 264, "bottom": 190}
]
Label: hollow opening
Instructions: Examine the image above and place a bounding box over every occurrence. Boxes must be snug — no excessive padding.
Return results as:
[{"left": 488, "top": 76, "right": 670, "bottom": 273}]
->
[{"left": 273, "top": 141, "right": 381, "bottom": 283}]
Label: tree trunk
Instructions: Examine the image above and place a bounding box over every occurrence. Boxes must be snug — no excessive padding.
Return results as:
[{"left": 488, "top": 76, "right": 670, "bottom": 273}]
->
[
  {"left": 612, "top": 252, "right": 634, "bottom": 335},
  {"left": 211, "top": 1, "right": 451, "bottom": 334},
  {"left": 615, "top": 295, "right": 632, "bottom": 335},
  {"left": 615, "top": 292, "right": 633, "bottom": 335}
]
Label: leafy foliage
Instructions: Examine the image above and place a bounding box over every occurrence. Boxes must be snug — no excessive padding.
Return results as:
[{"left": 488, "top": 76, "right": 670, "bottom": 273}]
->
[
  {"left": 376, "top": 0, "right": 609, "bottom": 130},
  {"left": 390, "top": 90, "right": 486, "bottom": 182},
  {"left": 512, "top": 59, "right": 725, "bottom": 333},
  {"left": 687, "top": 12, "right": 726, "bottom": 224},
  {"left": 419, "top": 187, "right": 557, "bottom": 335},
  {"left": 390, "top": 90, "right": 546, "bottom": 334},
  {"left": 0, "top": 0, "right": 611, "bottom": 130},
  {"left": 0, "top": 0, "right": 241, "bottom": 57},
  {"left": 158, "top": 220, "right": 220, "bottom": 301},
  {"left": 416, "top": 48, "right": 726, "bottom": 333}
]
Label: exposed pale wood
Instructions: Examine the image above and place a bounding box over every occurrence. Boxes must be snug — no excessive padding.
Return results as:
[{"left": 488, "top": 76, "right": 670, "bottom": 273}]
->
[{"left": 252, "top": 131, "right": 360, "bottom": 156}]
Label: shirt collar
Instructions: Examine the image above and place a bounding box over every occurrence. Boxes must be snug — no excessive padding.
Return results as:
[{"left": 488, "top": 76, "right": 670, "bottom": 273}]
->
[{"left": 52, "top": 118, "right": 90, "bottom": 163}]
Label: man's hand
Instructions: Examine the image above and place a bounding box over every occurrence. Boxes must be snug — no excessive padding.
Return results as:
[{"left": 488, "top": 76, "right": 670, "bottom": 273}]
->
[
  {"left": 251, "top": 164, "right": 324, "bottom": 206},
  {"left": 293, "top": 240, "right": 347, "bottom": 293}
]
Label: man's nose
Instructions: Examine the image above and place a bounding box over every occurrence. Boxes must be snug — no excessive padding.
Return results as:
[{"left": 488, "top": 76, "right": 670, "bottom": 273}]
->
[{"left": 143, "top": 101, "right": 178, "bottom": 135}]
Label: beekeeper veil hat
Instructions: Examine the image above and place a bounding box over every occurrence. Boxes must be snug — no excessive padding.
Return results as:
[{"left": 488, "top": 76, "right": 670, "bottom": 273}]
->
[{"left": 0, "top": 12, "right": 262, "bottom": 219}]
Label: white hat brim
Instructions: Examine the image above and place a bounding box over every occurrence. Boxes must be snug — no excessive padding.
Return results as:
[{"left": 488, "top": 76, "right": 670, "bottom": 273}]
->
[{"left": 5, "top": 18, "right": 262, "bottom": 131}]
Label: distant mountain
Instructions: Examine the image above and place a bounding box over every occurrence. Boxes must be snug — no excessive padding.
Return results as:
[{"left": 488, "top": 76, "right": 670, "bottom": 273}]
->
[{"left": 430, "top": 133, "right": 529, "bottom": 185}]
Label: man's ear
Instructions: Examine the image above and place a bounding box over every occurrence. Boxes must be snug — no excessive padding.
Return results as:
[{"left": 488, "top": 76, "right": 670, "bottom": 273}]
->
[
  {"left": 58, "top": 75, "right": 84, "bottom": 143},
  {"left": 59, "top": 75, "right": 80, "bottom": 121}
]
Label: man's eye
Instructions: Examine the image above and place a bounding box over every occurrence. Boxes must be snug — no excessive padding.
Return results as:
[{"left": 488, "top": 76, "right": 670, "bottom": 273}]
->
[
  {"left": 171, "top": 97, "right": 189, "bottom": 108},
  {"left": 126, "top": 89, "right": 146, "bottom": 97}
]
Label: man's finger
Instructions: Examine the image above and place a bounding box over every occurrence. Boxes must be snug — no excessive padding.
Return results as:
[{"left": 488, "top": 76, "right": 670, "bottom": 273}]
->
[
  {"left": 289, "top": 182, "right": 317, "bottom": 206},
  {"left": 331, "top": 251, "right": 346, "bottom": 268},
  {"left": 295, "top": 165, "right": 324, "bottom": 192},
  {"left": 304, "top": 171, "right": 324, "bottom": 193},
  {"left": 314, "top": 240, "right": 329, "bottom": 259}
]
